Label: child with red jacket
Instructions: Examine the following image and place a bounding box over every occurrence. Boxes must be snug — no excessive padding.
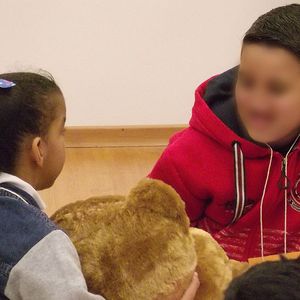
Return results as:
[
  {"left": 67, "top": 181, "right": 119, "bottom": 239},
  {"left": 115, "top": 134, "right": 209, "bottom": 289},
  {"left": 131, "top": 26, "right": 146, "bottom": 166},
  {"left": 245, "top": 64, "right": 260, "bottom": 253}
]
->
[{"left": 150, "top": 4, "right": 300, "bottom": 262}]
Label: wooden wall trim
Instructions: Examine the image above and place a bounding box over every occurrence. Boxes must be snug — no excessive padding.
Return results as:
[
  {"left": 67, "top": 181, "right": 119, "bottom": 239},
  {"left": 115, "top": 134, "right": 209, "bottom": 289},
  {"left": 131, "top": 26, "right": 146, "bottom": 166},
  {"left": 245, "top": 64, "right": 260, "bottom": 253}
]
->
[{"left": 65, "top": 125, "right": 187, "bottom": 148}]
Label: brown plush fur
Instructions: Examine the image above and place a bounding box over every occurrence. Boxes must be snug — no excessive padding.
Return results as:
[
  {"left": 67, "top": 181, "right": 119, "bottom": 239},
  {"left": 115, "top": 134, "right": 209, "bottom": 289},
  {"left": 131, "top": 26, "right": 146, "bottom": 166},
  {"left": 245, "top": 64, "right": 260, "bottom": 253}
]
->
[
  {"left": 51, "top": 179, "right": 247, "bottom": 300},
  {"left": 191, "top": 228, "right": 248, "bottom": 300}
]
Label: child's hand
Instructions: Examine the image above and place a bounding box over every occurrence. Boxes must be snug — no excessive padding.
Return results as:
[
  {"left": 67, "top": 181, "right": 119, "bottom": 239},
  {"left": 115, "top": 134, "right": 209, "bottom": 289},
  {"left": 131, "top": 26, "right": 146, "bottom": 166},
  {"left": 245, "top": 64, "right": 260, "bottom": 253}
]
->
[{"left": 181, "top": 272, "right": 200, "bottom": 300}]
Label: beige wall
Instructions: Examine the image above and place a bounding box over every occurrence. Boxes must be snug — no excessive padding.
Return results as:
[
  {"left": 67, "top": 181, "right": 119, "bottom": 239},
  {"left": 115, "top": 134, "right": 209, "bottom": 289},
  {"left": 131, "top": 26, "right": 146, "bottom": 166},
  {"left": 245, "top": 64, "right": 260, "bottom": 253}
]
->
[{"left": 1, "top": 0, "right": 291, "bottom": 126}]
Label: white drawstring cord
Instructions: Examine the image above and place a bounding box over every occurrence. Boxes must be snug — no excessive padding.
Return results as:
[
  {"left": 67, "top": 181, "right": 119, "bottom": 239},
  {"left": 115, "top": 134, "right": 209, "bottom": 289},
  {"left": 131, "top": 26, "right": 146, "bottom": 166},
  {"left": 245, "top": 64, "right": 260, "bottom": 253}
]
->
[
  {"left": 283, "top": 134, "right": 300, "bottom": 253},
  {"left": 260, "top": 145, "right": 274, "bottom": 258}
]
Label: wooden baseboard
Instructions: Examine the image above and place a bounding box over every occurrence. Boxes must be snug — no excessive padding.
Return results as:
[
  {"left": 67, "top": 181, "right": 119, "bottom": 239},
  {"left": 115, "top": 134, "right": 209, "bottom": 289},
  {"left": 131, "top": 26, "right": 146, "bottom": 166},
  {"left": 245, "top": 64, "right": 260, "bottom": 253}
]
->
[{"left": 65, "top": 125, "right": 187, "bottom": 148}]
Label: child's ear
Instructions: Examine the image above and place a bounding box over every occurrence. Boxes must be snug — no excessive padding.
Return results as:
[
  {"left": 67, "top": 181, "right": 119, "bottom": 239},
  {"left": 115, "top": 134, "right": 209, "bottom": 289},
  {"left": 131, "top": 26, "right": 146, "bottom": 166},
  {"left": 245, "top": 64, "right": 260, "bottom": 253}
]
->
[{"left": 31, "top": 137, "right": 45, "bottom": 167}]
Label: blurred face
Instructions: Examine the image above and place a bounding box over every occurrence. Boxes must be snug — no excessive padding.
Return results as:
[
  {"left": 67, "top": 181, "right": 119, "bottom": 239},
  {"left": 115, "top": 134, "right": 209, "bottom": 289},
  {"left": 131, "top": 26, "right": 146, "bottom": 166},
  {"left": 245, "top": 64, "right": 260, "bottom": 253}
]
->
[
  {"left": 235, "top": 44, "right": 300, "bottom": 147},
  {"left": 40, "top": 93, "right": 66, "bottom": 189}
]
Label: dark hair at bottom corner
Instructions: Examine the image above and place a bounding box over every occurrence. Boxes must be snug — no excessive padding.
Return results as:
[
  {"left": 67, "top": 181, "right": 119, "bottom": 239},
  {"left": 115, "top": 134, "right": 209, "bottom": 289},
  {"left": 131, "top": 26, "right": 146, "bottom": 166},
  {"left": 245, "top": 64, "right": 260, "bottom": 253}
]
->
[{"left": 224, "top": 257, "right": 300, "bottom": 300}]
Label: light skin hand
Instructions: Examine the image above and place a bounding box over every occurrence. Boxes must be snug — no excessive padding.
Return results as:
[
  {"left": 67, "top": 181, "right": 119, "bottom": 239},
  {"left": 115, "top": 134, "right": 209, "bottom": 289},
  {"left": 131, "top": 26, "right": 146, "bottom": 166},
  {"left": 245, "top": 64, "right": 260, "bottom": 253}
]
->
[{"left": 180, "top": 272, "right": 200, "bottom": 300}]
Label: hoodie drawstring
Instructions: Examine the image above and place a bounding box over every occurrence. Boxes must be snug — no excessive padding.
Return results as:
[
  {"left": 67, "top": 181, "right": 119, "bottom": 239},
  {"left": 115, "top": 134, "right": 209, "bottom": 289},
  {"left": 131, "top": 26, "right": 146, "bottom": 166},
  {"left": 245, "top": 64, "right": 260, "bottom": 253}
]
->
[
  {"left": 259, "top": 145, "right": 274, "bottom": 258},
  {"left": 282, "top": 134, "right": 300, "bottom": 254}
]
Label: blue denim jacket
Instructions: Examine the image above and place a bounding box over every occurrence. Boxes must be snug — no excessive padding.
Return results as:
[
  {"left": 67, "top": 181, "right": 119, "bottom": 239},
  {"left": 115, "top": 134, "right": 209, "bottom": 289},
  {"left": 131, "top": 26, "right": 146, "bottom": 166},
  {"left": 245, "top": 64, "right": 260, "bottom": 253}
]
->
[
  {"left": 0, "top": 183, "right": 57, "bottom": 299},
  {"left": 0, "top": 183, "right": 104, "bottom": 300}
]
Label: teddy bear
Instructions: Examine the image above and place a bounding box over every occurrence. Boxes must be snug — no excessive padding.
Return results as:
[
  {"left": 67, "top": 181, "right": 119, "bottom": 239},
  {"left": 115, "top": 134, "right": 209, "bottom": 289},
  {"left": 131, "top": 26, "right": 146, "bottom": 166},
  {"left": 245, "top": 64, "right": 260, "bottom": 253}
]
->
[{"left": 51, "top": 179, "right": 247, "bottom": 300}]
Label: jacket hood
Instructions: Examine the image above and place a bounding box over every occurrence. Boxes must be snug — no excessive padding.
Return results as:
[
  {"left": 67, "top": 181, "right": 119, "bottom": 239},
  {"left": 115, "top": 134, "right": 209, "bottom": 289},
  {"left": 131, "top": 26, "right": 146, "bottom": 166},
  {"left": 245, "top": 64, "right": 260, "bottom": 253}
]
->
[{"left": 189, "top": 67, "right": 272, "bottom": 158}]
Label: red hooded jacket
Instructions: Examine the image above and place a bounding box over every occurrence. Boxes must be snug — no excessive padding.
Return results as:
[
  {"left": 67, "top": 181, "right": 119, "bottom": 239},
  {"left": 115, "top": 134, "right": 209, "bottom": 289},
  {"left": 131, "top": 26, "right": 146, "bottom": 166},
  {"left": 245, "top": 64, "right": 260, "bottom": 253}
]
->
[{"left": 149, "top": 67, "right": 300, "bottom": 261}]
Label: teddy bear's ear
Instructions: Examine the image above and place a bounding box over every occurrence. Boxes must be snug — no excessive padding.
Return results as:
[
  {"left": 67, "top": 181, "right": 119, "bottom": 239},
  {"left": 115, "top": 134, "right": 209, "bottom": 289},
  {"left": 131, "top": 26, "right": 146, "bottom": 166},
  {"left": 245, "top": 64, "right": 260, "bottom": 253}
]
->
[{"left": 127, "top": 178, "right": 189, "bottom": 229}]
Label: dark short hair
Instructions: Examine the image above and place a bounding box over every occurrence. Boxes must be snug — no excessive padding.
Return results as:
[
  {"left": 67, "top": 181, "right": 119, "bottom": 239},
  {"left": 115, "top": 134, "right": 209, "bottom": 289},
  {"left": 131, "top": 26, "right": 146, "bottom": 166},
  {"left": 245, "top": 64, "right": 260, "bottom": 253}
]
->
[
  {"left": 224, "top": 257, "right": 300, "bottom": 300},
  {"left": 0, "top": 72, "right": 62, "bottom": 173},
  {"left": 243, "top": 4, "right": 300, "bottom": 59}
]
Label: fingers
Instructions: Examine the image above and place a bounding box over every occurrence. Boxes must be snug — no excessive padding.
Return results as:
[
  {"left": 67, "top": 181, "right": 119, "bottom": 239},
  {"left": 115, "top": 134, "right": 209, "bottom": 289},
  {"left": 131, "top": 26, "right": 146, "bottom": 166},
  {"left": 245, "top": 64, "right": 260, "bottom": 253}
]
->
[{"left": 181, "top": 272, "right": 200, "bottom": 300}]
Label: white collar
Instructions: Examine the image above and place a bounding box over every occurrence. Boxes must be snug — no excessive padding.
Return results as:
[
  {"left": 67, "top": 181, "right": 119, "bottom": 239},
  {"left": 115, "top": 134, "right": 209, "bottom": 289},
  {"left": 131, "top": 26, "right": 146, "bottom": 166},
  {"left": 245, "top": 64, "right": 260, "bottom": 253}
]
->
[{"left": 0, "top": 172, "right": 46, "bottom": 210}]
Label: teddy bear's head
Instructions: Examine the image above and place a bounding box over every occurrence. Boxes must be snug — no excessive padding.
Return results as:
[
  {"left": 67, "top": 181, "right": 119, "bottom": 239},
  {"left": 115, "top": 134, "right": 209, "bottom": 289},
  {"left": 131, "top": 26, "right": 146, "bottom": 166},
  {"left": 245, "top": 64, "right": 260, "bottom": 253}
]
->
[
  {"left": 51, "top": 179, "right": 198, "bottom": 300},
  {"left": 51, "top": 179, "right": 247, "bottom": 300}
]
